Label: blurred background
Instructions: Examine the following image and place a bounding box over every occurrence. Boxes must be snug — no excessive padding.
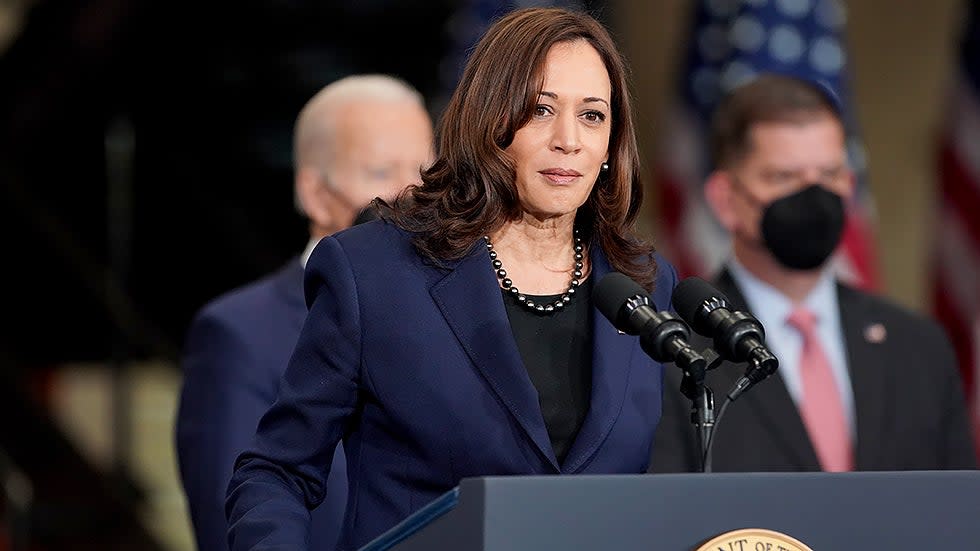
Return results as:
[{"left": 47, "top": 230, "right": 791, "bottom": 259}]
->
[{"left": 0, "top": 0, "right": 976, "bottom": 549}]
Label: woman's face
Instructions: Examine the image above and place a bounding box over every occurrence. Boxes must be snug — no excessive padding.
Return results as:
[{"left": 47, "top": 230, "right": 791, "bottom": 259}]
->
[{"left": 506, "top": 39, "right": 612, "bottom": 221}]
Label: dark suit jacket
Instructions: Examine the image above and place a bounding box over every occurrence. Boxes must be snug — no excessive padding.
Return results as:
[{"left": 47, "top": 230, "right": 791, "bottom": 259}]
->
[
  {"left": 225, "top": 220, "right": 679, "bottom": 551},
  {"left": 176, "top": 260, "right": 348, "bottom": 551},
  {"left": 651, "top": 269, "right": 977, "bottom": 473}
]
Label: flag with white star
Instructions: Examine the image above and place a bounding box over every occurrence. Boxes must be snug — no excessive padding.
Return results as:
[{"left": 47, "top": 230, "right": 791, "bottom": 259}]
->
[{"left": 655, "top": 0, "right": 878, "bottom": 288}]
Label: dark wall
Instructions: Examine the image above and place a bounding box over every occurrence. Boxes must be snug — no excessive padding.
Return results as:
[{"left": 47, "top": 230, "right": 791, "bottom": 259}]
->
[{"left": 1, "top": 0, "right": 457, "bottom": 364}]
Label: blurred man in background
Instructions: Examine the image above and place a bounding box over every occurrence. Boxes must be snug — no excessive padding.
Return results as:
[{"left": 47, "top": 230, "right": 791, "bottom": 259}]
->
[
  {"left": 651, "top": 74, "right": 976, "bottom": 473},
  {"left": 175, "top": 74, "right": 434, "bottom": 550}
]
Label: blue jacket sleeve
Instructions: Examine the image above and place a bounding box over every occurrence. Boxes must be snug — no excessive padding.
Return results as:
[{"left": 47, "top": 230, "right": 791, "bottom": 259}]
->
[
  {"left": 176, "top": 311, "right": 278, "bottom": 551},
  {"left": 225, "top": 237, "right": 361, "bottom": 550}
]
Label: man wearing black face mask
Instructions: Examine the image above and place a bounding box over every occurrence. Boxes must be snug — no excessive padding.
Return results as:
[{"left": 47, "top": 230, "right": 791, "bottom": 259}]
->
[{"left": 651, "top": 74, "right": 977, "bottom": 473}]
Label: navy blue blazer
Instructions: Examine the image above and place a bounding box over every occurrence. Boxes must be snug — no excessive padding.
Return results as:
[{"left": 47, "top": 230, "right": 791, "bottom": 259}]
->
[
  {"left": 226, "top": 220, "right": 678, "bottom": 551},
  {"left": 176, "top": 259, "right": 348, "bottom": 551}
]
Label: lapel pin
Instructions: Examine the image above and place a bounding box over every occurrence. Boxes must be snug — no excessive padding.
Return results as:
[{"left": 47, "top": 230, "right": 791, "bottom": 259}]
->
[
  {"left": 864, "top": 323, "right": 887, "bottom": 344},
  {"left": 617, "top": 329, "right": 626, "bottom": 335}
]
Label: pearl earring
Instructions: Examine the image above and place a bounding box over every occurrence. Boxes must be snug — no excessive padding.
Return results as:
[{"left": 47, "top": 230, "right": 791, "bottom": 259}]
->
[{"left": 601, "top": 162, "right": 609, "bottom": 172}]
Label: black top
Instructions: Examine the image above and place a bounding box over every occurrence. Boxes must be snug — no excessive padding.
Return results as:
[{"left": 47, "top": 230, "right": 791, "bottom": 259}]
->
[{"left": 502, "top": 277, "right": 593, "bottom": 466}]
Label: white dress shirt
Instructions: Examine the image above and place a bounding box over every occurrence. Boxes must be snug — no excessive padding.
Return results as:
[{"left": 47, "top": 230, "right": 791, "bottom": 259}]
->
[
  {"left": 301, "top": 237, "right": 319, "bottom": 269},
  {"left": 727, "top": 259, "right": 856, "bottom": 437}
]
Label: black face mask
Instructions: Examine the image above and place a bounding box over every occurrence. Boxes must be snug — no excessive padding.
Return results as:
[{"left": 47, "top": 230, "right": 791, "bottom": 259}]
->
[{"left": 759, "top": 185, "right": 845, "bottom": 270}]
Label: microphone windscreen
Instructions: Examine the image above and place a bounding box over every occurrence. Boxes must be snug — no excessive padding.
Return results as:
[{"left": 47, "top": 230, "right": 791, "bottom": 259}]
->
[
  {"left": 593, "top": 272, "right": 653, "bottom": 330},
  {"left": 671, "top": 277, "right": 730, "bottom": 333}
]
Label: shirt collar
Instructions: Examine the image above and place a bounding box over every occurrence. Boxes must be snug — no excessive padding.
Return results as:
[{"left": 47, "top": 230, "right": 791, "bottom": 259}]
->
[
  {"left": 726, "top": 258, "right": 839, "bottom": 328},
  {"left": 300, "top": 237, "right": 319, "bottom": 269}
]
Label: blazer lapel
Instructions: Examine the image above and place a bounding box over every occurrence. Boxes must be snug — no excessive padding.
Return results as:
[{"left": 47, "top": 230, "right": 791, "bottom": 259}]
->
[
  {"left": 430, "top": 241, "right": 559, "bottom": 472},
  {"left": 837, "top": 284, "right": 890, "bottom": 469},
  {"left": 563, "top": 248, "right": 639, "bottom": 473},
  {"left": 715, "top": 270, "right": 821, "bottom": 469}
]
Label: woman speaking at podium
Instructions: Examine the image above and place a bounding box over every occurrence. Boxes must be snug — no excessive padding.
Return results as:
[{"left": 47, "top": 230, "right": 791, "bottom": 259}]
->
[{"left": 225, "top": 7, "right": 678, "bottom": 550}]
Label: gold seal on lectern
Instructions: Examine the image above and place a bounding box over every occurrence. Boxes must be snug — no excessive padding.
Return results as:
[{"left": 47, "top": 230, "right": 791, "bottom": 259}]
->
[{"left": 695, "top": 528, "right": 814, "bottom": 551}]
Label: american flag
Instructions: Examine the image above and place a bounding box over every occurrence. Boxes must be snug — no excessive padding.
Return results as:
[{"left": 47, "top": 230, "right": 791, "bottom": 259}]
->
[
  {"left": 935, "top": 1, "right": 980, "bottom": 453},
  {"left": 656, "top": 0, "right": 879, "bottom": 289}
]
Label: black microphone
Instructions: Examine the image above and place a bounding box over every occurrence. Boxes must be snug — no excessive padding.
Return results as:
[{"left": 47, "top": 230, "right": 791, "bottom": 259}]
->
[
  {"left": 593, "top": 272, "right": 706, "bottom": 382},
  {"left": 671, "top": 277, "right": 778, "bottom": 401}
]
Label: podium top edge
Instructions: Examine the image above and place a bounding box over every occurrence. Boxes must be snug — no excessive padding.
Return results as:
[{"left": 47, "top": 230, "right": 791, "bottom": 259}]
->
[{"left": 465, "top": 471, "right": 978, "bottom": 482}]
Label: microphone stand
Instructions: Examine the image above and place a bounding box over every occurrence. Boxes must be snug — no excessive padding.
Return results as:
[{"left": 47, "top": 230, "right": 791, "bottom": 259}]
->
[{"left": 677, "top": 347, "right": 725, "bottom": 473}]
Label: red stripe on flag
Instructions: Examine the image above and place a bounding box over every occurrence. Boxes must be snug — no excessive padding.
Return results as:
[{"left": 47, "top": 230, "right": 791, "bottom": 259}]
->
[
  {"left": 655, "top": 166, "right": 701, "bottom": 278},
  {"left": 840, "top": 209, "right": 879, "bottom": 290},
  {"left": 938, "top": 139, "right": 980, "bottom": 250}
]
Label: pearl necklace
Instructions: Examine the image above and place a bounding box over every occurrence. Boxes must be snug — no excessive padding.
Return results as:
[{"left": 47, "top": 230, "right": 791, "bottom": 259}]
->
[{"left": 483, "top": 229, "right": 584, "bottom": 314}]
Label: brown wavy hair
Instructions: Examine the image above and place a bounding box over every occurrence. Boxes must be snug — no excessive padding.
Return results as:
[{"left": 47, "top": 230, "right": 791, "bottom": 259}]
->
[
  {"left": 384, "top": 7, "right": 657, "bottom": 289},
  {"left": 712, "top": 74, "right": 843, "bottom": 169}
]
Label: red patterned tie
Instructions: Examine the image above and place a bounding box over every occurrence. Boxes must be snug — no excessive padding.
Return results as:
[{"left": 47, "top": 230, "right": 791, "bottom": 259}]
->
[{"left": 787, "top": 308, "right": 854, "bottom": 472}]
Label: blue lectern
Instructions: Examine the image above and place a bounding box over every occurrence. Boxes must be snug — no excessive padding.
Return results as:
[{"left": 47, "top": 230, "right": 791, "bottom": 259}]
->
[{"left": 360, "top": 471, "right": 980, "bottom": 550}]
